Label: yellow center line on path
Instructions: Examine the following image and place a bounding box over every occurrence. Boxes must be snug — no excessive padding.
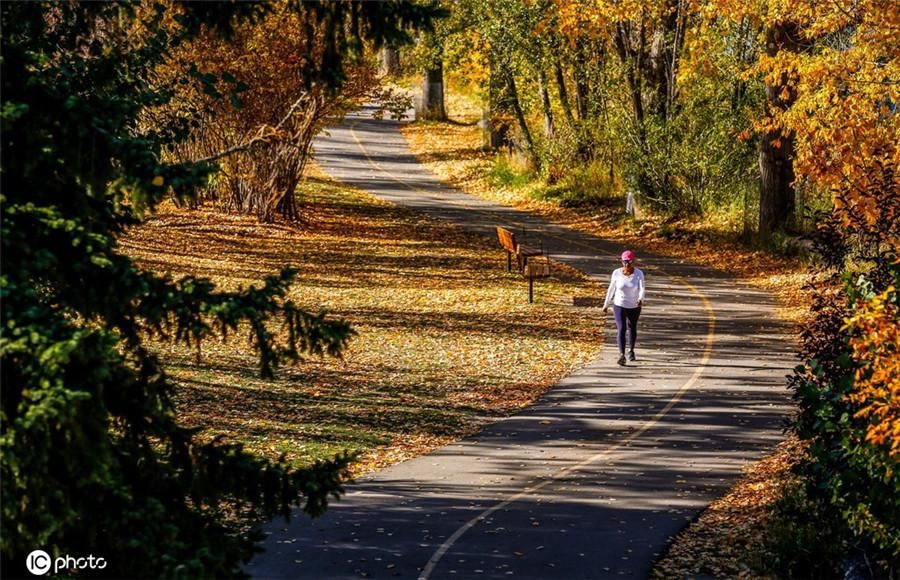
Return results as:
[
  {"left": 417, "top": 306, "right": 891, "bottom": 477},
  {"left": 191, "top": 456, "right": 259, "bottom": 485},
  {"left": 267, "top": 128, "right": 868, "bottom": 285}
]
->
[
  {"left": 418, "top": 279, "right": 714, "bottom": 580},
  {"left": 344, "top": 121, "right": 717, "bottom": 580}
]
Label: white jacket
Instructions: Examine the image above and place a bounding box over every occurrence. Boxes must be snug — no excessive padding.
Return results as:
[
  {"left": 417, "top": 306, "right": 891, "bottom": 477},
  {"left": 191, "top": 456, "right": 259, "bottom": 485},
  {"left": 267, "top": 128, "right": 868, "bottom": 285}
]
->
[{"left": 602, "top": 267, "right": 645, "bottom": 309}]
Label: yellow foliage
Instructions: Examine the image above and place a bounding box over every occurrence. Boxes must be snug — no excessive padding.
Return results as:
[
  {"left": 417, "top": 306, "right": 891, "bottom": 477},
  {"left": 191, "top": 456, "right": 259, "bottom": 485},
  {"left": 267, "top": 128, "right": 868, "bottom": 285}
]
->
[
  {"left": 558, "top": 0, "right": 898, "bottom": 243},
  {"left": 557, "top": 0, "right": 687, "bottom": 39},
  {"left": 845, "top": 285, "right": 900, "bottom": 459},
  {"left": 752, "top": 0, "right": 899, "bottom": 243}
]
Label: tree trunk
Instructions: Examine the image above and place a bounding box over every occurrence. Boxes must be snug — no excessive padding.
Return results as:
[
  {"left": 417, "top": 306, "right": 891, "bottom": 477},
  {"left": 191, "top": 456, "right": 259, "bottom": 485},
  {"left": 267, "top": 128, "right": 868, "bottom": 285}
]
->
[
  {"left": 758, "top": 20, "right": 801, "bottom": 236},
  {"left": 504, "top": 68, "right": 539, "bottom": 170},
  {"left": 379, "top": 46, "right": 400, "bottom": 77},
  {"left": 573, "top": 38, "right": 590, "bottom": 121},
  {"left": 421, "top": 60, "right": 446, "bottom": 121},
  {"left": 613, "top": 22, "right": 654, "bottom": 198},
  {"left": 759, "top": 130, "right": 796, "bottom": 234},
  {"left": 613, "top": 22, "right": 645, "bottom": 130},
  {"left": 730, "top": 19, "right": 754, "bottom": 112},
  {"left": 551, "top": 46, "right": 576, "bottom": 127},
  {"left": 538, "top": 67, "right": 555, "bottom": 138},
  {"left": 646, "top": 0, "right": 685, "bottom": 121},
  {"left": 487, "top": 58, "right": 509, "bottom": 149}
]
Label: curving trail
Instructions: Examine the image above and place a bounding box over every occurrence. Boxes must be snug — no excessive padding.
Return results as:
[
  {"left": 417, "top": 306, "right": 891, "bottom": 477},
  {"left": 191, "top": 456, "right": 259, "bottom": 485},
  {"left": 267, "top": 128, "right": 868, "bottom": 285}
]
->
[{"left": 247, "top": 107, "right": 795, "bottom": 579}]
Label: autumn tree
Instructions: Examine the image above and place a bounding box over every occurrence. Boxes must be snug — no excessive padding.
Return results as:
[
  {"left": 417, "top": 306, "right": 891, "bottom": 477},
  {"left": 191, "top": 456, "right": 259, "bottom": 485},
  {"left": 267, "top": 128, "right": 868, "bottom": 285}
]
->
[
  {"left": 454, "top": 0, "right": 561, "bottom": 169},
  {"left": 555, "top": 0, "right": 764, "bottom": 214},
  {"left": 558, "top": 0, "right": 690, "bottom": 177},
  {"left": 162, "top": 2, "right": 435, "bottom": 223},
  {"left": 163, "top": 5, "right": 370, "bottom": 221},
  {"left": 0, "top": 1, "right": 436, "bottom": 577},
  {"left": 758, "top": 19, "right": 801, "bottom": 236},
  {"left": 738, "top": 0, "right": 899, "bottom": 570}
]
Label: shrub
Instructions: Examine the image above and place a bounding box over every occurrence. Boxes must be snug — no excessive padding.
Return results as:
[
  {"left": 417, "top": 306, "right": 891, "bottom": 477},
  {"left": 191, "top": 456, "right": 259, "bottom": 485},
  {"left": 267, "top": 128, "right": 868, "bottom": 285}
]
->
[
  {"left": 539, "top": 163, "right": 619, "bottom": 209},
  {"left": 488, "top": 155, "right": 533, "bottom": 188},
  {"left": 782, "top": 212, "right": 899, "bottom": 577},
  {"left": 763, "top": 478, "right": 848, "bottom": 577}
]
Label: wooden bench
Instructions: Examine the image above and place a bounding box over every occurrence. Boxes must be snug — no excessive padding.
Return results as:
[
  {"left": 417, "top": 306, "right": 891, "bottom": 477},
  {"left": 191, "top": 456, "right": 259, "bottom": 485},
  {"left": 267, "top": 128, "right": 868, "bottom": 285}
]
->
[
  {"left": 496, "top": 226, "right": 550, "bottom": 303},
  {"left": 523, "top": 256, "right": 551, "bottom": 303},
  {"left": 496, "top": 226, "right": 542, "bottom": 273}
]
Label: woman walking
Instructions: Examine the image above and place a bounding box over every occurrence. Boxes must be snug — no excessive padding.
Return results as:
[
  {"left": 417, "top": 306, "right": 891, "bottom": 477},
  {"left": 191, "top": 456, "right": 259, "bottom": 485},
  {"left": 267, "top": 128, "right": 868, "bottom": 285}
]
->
[{"left": 602, "top": 250, "right": 645, "bottom": 366}]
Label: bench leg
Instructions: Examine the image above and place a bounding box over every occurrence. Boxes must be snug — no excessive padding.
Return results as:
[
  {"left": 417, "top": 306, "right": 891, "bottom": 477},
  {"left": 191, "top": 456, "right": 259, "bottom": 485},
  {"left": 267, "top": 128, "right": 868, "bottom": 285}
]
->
[
  {"left": 507, "top": 251, "right": 512, "bottom": 272},
  {"left": 529, "top": 275, "right": 534, "bottom": 303}
]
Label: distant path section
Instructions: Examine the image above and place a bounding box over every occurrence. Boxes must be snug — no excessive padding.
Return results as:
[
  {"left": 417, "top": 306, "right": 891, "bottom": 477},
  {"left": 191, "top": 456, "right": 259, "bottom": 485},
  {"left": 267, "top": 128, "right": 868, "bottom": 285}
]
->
[{"left": 247, "top": 106, "right": 795, "bottom": 579}]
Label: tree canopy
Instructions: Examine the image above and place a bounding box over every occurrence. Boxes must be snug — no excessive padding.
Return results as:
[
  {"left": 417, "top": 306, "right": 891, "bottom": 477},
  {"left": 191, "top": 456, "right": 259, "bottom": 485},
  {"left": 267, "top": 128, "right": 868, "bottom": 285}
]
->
[{"left": 0, "top": 1, "right": 437, "bottom": 576}]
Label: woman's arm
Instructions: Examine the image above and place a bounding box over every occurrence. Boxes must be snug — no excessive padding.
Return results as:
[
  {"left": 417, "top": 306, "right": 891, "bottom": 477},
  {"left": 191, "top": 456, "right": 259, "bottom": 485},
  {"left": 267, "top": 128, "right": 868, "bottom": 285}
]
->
[
  {"left": 638, "top": 270, "right": 646, "bottom": 305},
  {"left": 602, "top": 271, "right": 617, "bottom": 310}
]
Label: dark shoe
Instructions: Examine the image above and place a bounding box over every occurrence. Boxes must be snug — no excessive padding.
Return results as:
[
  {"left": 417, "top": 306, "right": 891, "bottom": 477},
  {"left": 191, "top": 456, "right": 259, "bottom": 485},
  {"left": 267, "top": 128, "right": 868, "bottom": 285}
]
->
[
  {"left": 628, "top": 351, "right": 636, "bottom": 361},
  {"left": 617, "top": 354, "right": 626, "bottom": 366}
]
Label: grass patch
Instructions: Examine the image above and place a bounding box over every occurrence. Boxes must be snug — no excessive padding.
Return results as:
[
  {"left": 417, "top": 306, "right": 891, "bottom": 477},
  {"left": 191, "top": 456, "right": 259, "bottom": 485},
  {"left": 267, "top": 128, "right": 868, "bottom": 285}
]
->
[
  {"left": 120, "top": 166, "right": 603, "bottom": 477},
  {"left": 488, "top": 156, "right": 533, "bottom": 188},
  {"left": 538, "top": 181, "right": 621, "bottom": 210}
]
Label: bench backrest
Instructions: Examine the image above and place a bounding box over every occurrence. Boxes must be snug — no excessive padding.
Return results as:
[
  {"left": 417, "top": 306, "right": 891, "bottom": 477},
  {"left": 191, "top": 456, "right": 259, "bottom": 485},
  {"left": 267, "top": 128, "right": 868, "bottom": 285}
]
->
[
  {"left": 524, "top": 256, "right": 551, "bottom": 278},
  {"left": 496, "top": 226, "right": 517, "bottom": 253}
]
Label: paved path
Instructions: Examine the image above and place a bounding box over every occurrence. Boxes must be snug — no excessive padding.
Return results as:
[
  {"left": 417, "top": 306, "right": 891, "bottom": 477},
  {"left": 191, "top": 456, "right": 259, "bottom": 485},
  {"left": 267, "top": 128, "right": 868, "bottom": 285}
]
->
[{"left": 247, "top": 106, "right": 795, "bottom": 579}]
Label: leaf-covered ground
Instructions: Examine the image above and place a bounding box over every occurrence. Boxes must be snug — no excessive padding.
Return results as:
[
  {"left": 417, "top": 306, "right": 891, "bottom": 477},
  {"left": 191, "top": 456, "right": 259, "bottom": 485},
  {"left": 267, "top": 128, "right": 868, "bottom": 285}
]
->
[
  {"left": 400, "top": 117, "right": 809, "bottom": 577},
  {"left": 401, "top": 121, "right": 810, "bottom": 324},
  {"left": 120, "top": 166, "right": 604, "bottom": 477},
  {"left": 650, "top": 436, "right": 804, "bottom": 578}
]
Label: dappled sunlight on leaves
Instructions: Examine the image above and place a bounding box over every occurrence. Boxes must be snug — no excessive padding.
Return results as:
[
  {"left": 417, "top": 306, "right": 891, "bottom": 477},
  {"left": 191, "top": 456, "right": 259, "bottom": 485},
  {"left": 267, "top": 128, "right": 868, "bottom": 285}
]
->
[
  {"left": 121, "top": 166, "right": 603, "bottom": 477},
  {"left": 651, "top": 436, "right": 804, "bottom": 579},
  {"left": 401, "top": 121, "right": 812, "bottom": 330}
]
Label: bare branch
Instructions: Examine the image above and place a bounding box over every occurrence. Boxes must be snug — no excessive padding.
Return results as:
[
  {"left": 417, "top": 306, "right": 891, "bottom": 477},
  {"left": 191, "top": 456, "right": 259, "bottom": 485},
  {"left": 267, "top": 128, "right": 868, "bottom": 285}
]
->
[{"left": 190, "top": 91, "right": 309, "bottom": 165}]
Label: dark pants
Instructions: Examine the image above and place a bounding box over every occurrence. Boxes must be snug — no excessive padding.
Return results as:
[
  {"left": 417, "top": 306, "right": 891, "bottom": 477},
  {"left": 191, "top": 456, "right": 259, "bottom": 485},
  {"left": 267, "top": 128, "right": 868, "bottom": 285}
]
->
[{"left": 612, "top": 305, "right": 641, "bottom": 355}]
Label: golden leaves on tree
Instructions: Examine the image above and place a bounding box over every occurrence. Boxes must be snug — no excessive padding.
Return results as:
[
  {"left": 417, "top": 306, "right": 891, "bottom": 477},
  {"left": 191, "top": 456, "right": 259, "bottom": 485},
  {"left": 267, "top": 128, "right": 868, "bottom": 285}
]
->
[{"left": 846, "top": 285, "right": 900, "bottom": 459}]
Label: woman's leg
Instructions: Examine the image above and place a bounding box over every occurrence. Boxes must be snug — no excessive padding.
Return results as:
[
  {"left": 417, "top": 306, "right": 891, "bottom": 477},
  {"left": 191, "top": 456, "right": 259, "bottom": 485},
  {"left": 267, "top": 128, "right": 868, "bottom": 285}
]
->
[
  {"left": 612, "top": 305, "right": 627, "bottom": 355},
  {"left": 624, "top": 306, "right": 641, "bottom": 360},
  {"left": 625, "top": 306, "right": 641, "bottom": 354}
]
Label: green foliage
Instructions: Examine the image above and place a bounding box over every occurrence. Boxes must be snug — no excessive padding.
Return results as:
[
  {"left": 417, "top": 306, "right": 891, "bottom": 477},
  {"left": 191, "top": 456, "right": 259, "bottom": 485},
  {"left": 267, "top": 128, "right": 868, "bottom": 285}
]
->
[
  {"left": 618, "top": 40, "right": 762, "bottom": 217},
  {"left": 0, "top": 1, "right": 434, "bottom": 577},
  {"left": 488, "top": 156, "right": 533, "bottom": 188},
  {"left": 762, "top": 478, "right": 848, "bottom": 577},
  {"left": 782, "top": 215, "right": 900, "bottom": 576}
]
